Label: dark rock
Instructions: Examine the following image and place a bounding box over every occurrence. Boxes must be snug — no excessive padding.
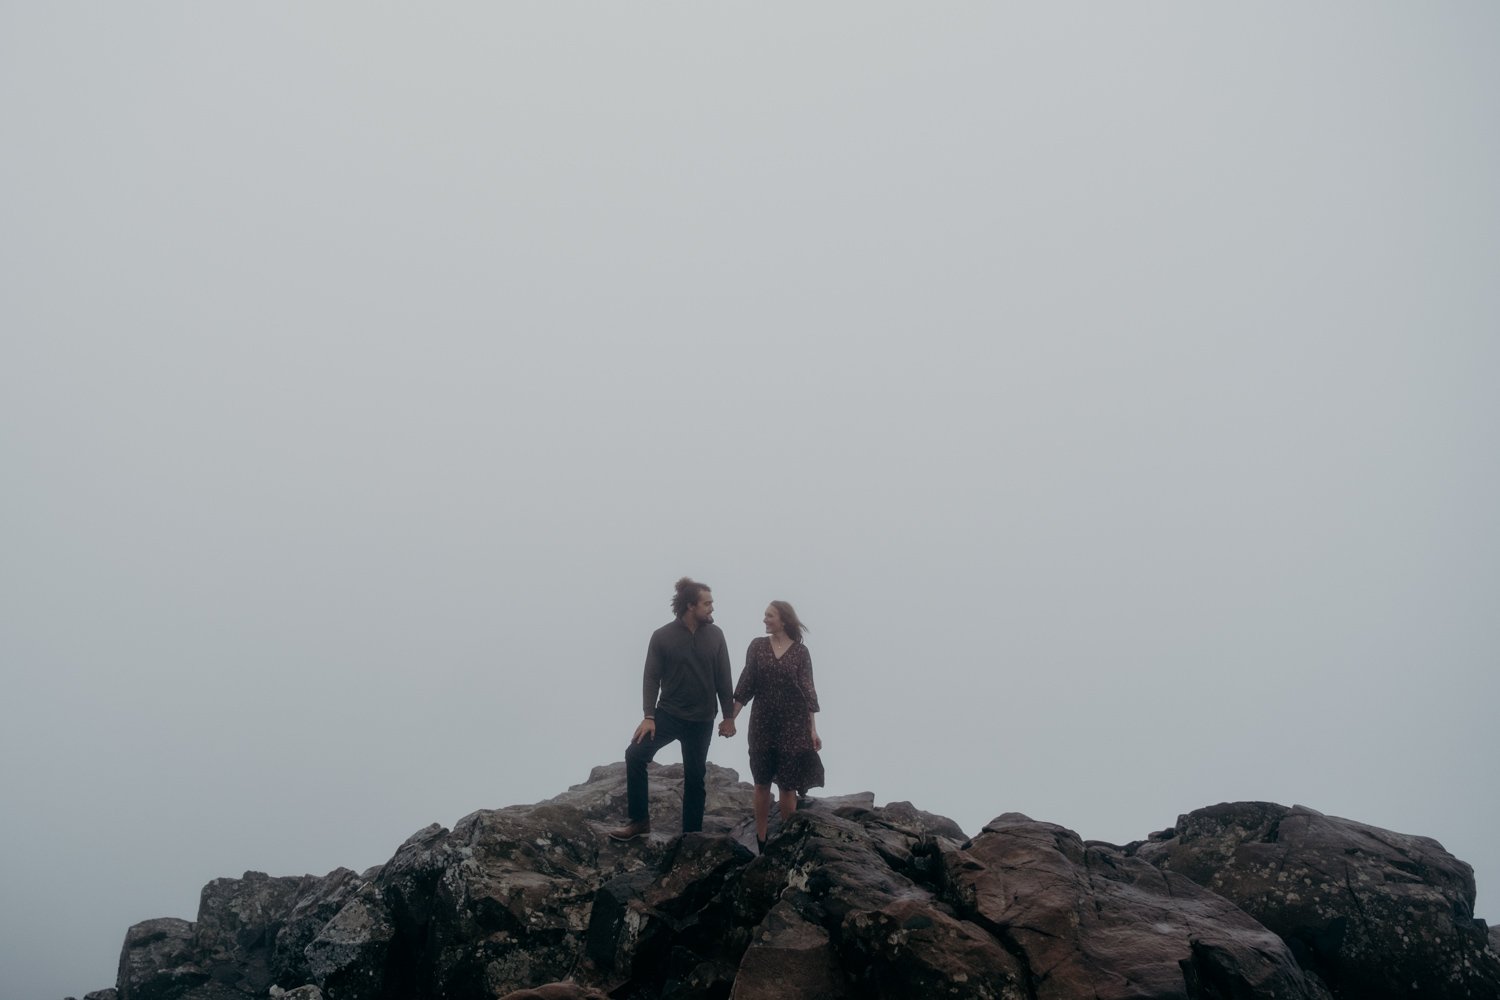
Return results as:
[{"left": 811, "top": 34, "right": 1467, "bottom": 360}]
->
[
  {"left": 83, "top": 990, "right": 120, "bottom": 1000},
  {"left": 945, "top": 813, "right": 1328, "bottom": 1000},
  {"left": 103, "top": 770, "right": 1496, "bottom": 1000},
  {"left": 839, "top": 896, "right": 1025, "bottom": 999},
  {"left": 731, "top": 898, "right": 848, "bottom": 999},
  {"left": 193, "top": 871, "right": 306, "bottom": 994},
  {"left": 371, "top": 822, "right": 453, "bottom": 938},
  {"left": 1133, "top": 802, "right": 1500, "bottom": 999},
  {"left": 748, "top": 808, "right": 1023, "bottom": 999},
  {"left": 861, "top": 799, "right": 968, "bottom": 842},
  {"left": 583, "top": 867, "right": 658, "bottom": 977},
  {"left": 582, "top": 833, "right": 754, "bottom": 996},
  {"left": 271, "top": 868, "right": 364, "bottom": 988},
  {"left": 116, "top": 868, "right": 377, "bottom": 1000},
  {"left": 496, "top": 984, "right": 608, "bottom": 1000},
  {"left": 117, "top": 917, "right": 211, "bottom": 1000},
  {"left": 268, "top": 987, "right": 324, "bottom": 1000},
  {"left": 303, "top": 881, "right": 393, "bottom": 1000}
]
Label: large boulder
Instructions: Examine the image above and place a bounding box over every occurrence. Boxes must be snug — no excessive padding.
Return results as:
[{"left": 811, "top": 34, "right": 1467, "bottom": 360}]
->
[
  {"left": 730, "top": 897, "right": 847, "bottom": 1000},
  {"left": 582, "top": 832, "right": 756, "bottom": 998},
  {"left": 943, "top": 813, "right": 1328, "bottom": 1000},
  {"left": 775, "top": 807, "right": 1018, "bottom": 999},
  {"left": 303, "top": 881, "right": 395, "bottom": 1000},
  {"left": 357, "top": 762, "right": 754, "bottom": 998},
  {"left": 1133, "top": 802, "right": 1500, "bottom": 1000},
  {"left": 193, "top": 871, "right": 308, "bottom": 995},
  {"left": 271, "top": 868, "right": 366, "bottom": 988},
  {"left": 116, "top": 868, "right": 381, "bottom": 1000},
  {"left": 116, "top": 918, "right": 214, "bottom": 1000},
  {"left": 576, "top": 798, "right": 1002, "bottom": 999}
]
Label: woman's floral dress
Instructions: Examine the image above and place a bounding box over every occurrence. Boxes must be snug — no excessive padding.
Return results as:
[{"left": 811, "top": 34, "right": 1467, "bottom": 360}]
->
[{"left": 733, "top": 636, "right": 823, "bottom": 791}]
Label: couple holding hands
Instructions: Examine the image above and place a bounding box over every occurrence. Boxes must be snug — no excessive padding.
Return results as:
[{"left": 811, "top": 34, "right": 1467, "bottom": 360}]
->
[{"left": 608, "top": 577, "right": 822, "bottom": 852}]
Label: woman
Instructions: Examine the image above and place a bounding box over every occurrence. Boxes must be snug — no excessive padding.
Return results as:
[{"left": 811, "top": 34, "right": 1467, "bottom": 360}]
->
[{"left": 725, "top": 600, "right": 823, "bottom": 851}]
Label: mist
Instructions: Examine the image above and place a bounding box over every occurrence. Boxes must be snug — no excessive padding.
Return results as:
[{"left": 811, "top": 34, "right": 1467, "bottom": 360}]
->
[{"left": 3, "top": 6, "right": 1497, "bottom": 998}]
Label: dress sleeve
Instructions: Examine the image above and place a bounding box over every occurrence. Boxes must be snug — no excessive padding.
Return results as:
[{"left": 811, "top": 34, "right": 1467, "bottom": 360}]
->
[
  {"left": 798, "top": 645, "right": 820, "bottom": 713},
  {"left": 733, "top": 639, "right": 759, "bottom": 705}
]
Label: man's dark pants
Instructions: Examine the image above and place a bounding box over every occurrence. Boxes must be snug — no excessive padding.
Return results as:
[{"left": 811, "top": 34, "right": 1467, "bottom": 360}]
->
[{"left": 625, "top": 710, "right": 714, "bottom": 832}]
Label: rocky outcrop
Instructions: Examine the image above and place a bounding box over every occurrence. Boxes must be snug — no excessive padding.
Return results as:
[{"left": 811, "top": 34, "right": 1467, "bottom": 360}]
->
[
  {"left": 117, "top": 918, "right": 214, "bottom": 1000},
  {"left": 87, "top": 764, "right": 1498, "bottom": 1000},
  {"left": 1132, "top": 802, "right": 1500, "bottom": 999},
  {"left": 946, "top": 813, "right": 1327, "bottom": 1000}
]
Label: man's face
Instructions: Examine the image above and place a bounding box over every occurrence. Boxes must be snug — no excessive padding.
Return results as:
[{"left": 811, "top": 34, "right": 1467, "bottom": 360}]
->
[{"left": 692, "top": 591, "right": 715, "bottom": 625}]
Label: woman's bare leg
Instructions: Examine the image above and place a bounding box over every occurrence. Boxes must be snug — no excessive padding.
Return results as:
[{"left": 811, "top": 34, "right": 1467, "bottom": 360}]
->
[
  {"left": 754, "top": 784, "right": 772, "bottom": 841},
  {"left": 778, "top": 785, "right": 798, "bottom": 822}
]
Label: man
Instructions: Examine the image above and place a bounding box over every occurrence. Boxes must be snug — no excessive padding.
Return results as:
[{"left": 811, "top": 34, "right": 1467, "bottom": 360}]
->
[{"left": 608, "top": 576, "right": 735, "bottom": 841}]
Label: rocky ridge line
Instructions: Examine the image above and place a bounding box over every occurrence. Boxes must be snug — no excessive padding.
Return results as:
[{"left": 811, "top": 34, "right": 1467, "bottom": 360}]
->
[{"left": 69, "top": 762, "right": 1500, "bottom": 1000}]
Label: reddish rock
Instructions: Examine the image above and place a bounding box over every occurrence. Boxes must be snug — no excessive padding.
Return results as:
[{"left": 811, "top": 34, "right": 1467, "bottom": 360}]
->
[{"left": 945, "top": 813, "right": 1328, "bottom": 1000}]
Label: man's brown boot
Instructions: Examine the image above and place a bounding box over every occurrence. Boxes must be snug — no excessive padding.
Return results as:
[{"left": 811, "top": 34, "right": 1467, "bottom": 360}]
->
[{"left": 607, "top": 819, "right": 651, "bottom": 842}]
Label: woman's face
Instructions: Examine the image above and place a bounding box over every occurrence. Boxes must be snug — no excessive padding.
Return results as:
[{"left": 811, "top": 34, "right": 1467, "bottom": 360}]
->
[{"left": 763, "top": 605, "right": 783, "bottom": 635}]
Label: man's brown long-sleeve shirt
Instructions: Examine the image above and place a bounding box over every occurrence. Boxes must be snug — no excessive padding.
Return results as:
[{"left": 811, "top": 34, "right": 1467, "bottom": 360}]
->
[{"left": 643, "top": 619, "right": 734, "bottom": 723}]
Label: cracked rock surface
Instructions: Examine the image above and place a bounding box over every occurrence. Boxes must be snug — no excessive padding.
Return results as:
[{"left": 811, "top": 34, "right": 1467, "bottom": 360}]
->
[
  {"left": 1131, "top": 801, "right": 1500, "bottom": 999},
  {"left": 89, "top": 766, "right": 1498, "bottom": 1000}
]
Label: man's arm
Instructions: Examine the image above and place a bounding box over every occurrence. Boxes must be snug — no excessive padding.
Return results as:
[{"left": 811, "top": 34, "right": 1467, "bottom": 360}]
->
[
  {"left": 642, "top": 632, "right": 663, "bottom": 717},
  {"left": 713, "top": 631, "right": 735, "bottom": 721},
  {"left": 635, "top": 633, "right": 662, "bottom": 744}
]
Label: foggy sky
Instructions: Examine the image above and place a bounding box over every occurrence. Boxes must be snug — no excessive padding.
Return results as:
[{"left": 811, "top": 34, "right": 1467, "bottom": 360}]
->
[{"left": 3, "top": 6, "right": 1498, "bottom": 999}]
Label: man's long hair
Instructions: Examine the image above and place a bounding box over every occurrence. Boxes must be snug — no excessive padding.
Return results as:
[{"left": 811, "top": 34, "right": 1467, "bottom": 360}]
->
[{"left": 672, "top": 577, "right": 711, "bottom": 617}]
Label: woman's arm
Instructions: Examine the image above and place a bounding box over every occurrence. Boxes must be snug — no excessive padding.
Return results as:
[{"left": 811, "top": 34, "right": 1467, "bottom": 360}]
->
[
  {"left": 803, "top": 646, "right": 821, "bottom": 749},
  {"left": 722, "top": 642, "right": 760, "bottom": 737},
  {"left": 798, "top": 645, "right": 820, "bottom": 713},
  {"left": 732, "top": 640, "right": 759, "bottom": 706}
]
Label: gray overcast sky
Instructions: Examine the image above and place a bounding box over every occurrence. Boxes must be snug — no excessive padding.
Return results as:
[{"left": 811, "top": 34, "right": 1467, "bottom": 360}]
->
[{"left": 3, "top": 5, "right": 1498, "bottom": 998}]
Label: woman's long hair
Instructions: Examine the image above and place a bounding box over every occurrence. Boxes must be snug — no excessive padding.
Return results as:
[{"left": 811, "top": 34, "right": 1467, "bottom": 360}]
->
[{"left": 771, "top": 600, "right": 808, "bottom": 643}]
